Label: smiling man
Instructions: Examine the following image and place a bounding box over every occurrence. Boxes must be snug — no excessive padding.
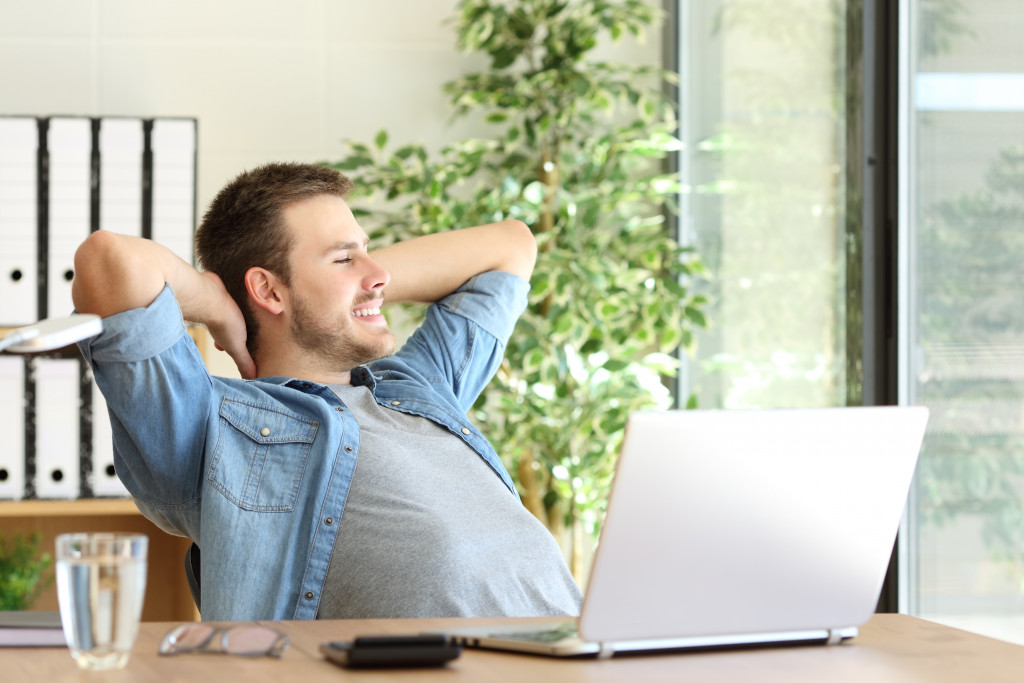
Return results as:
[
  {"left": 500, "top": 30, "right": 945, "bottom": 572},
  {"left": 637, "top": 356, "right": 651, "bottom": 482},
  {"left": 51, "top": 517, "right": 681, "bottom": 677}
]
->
[{"left": 72, "top": 162, "right": 582, "bottom": 621}]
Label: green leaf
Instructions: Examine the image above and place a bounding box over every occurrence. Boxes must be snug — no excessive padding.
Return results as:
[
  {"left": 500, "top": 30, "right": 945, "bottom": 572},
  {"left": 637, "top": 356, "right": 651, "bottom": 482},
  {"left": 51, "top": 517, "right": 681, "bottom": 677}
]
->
[
  {"left": 394, "top": 144, "right": 418, "bottom": 160},
  {"left": 524, "top": 347, "right": 546, "bottom": 371},
  {"left": 553, "top": 314, "right": 574, "bottom": 336},
  {"left": 599, "top": 301, "right": 619, "bottom": 318},
  {"left": 603, "top": 358, "right": 629, "bottom": 372},
  {"left": 492, "top": 47, "right": 518, "bottom": 69},
  {"left": 684, "top": 305, "right": 707, "bottom": 327},
  {"left": 532, "top": 273, "right": 552, "bottom": 298},
  {"left": 334, "top": 155, "right": 374, "bottom": 171},
  {"left": 374, "top": 129, "right": 389, "bottom": 150},
  {"left": 659, "top": 326, "right": 682, "bottom": 352}
]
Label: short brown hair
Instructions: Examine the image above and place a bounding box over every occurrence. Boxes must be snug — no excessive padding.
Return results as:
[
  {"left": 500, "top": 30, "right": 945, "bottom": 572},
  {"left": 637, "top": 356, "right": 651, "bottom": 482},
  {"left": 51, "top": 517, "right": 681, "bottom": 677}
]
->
[{"left": 195, "top": 162, "right": 354, "bottom": 354}]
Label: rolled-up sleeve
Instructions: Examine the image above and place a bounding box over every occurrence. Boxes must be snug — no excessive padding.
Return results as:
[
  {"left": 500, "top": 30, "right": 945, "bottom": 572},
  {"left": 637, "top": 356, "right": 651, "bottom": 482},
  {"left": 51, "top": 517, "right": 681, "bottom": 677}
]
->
[
  {"left": 436, "top": 270, "right": 530, "bottom": 344},
  {"left": 395, "top": 271, "right": 529, "bottom": 411},
  {"left": 79, "top": 286, "right": 188, "bottom": 365},
  {"left": 77, "top": 285, "right": 213, "bottom": 534}
]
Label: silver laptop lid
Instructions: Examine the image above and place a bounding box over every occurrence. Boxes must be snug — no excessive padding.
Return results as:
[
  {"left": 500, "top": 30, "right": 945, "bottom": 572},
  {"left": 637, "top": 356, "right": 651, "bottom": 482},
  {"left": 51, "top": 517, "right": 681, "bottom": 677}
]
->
[{"left": 579, "top": 406, "right": 928, "bottom": 644}]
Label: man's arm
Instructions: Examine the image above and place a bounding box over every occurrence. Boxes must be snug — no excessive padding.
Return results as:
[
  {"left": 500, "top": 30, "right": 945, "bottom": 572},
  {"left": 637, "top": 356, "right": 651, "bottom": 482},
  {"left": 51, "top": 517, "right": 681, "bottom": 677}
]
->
[
  {"left": 371, "top": 219, "right": 537, "bottom": 305},
  {"left": 72, "top": 230, "right": 257, "bottom": 378}
]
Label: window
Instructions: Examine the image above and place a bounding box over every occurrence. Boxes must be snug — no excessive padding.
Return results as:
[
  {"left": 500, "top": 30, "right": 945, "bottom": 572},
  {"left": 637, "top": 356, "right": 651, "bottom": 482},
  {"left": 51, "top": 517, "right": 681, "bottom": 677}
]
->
[
  {"left": 676, "top": 0, "right": 854, "bottom": 411},
  {"left": 676, "top": 0, "right": 1024, "bottom": 643}
]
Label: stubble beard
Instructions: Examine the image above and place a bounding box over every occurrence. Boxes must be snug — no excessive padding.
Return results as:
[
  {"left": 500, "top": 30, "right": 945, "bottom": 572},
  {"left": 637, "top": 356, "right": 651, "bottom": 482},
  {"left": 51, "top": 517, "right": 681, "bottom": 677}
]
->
[{"left": 289, "top": 294, "right": 397, "bottom": 372}]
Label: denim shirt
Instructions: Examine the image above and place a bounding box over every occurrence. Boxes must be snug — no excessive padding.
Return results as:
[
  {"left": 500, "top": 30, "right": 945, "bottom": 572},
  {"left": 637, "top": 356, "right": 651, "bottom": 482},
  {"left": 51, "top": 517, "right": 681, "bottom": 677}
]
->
[{"left": 78, "top": 270, "right": 529, "bottom": 621}]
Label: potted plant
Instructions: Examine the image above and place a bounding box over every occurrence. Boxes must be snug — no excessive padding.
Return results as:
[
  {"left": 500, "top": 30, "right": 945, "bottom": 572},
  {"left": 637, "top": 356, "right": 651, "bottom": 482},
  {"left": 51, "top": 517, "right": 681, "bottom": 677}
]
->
[
  {"left": 0, "top": 532, "right": 53, "bottom": 610},
  {"left": 325, "top": 0, "right": 708, "bottom": 577}
]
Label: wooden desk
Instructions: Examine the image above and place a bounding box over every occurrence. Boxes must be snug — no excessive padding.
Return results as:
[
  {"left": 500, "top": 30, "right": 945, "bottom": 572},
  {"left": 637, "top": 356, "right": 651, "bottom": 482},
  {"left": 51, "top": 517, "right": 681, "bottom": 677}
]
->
[{"left": 4, "top": 614, "right": 1024, "bottom": 681}]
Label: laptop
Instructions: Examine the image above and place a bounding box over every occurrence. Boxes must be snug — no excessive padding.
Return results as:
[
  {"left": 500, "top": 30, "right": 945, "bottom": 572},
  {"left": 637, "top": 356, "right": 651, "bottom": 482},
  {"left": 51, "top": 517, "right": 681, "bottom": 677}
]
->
[{"left": 432, "top": 406, "right": 929, "bottom": 658}]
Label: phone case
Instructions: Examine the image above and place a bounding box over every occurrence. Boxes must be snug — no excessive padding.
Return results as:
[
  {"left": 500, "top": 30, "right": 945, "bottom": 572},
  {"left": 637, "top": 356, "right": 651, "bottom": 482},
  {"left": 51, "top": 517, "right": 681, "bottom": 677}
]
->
[{"left": 320, "top": 635, "right": 462, "bottom": 668}]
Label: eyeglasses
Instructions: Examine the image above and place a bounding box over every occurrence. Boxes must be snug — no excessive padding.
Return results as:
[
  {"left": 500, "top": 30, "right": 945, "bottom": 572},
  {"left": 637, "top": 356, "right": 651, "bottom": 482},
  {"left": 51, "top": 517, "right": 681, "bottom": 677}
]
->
[{"left": 159, "top": 624, "right": 290, "bottom": 658}]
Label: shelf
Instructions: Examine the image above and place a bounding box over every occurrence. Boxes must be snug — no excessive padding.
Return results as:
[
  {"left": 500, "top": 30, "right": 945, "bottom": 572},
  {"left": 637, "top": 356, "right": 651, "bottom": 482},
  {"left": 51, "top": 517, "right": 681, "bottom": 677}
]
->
[
  {"left": 0, "top": 497, "right": 198, "bottom": 621},
  {"left": 0, "top": 497, "right": 139, "bottom": 518}
]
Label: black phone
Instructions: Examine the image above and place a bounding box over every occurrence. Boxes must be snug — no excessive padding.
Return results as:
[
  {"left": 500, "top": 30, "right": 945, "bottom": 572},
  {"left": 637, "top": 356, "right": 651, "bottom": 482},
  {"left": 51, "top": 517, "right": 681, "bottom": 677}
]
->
[{"left": 319, "top": 635, "right": 462, "bottom": 669}]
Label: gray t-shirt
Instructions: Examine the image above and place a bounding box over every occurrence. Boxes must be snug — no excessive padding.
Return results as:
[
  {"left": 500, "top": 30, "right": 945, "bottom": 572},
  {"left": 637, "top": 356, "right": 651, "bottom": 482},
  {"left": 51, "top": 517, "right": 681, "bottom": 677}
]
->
[{"left": 317, "top": 384, "right": 583, "bottom": 619}]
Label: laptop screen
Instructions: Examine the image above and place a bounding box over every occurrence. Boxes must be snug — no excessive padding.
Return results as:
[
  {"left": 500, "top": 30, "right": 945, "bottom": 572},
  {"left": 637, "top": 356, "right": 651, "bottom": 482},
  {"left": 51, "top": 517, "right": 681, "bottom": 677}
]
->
[{"left": 579, "top": 407, "right": 928, "bottom": 644}]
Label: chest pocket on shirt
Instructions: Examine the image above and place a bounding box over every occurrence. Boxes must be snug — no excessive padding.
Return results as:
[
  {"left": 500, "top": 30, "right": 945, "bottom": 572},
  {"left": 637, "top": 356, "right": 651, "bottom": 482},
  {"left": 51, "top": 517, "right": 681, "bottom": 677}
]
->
[{"left": 209, "top": 398, "right": 319, "bottom": 512}]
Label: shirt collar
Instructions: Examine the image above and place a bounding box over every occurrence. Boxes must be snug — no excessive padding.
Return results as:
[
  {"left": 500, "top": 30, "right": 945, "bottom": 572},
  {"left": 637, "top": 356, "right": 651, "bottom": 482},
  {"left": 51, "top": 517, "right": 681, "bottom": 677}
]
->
[{"left": 254, "top": 365, "right": 381, "bottom": 391}]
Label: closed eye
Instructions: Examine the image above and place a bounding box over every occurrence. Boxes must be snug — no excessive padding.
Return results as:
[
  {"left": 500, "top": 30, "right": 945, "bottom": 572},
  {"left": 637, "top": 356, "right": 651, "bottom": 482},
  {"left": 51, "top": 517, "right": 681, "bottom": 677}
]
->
[{"left": 324, "top": 238, "right": 371, "bottom": 263}]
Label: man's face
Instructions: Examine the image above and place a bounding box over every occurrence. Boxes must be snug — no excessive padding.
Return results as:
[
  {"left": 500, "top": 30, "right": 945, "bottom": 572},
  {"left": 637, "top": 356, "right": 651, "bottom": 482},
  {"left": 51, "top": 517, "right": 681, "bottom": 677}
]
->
[{"left": 280, "top": 194, "right": 396, "bottom": 371}]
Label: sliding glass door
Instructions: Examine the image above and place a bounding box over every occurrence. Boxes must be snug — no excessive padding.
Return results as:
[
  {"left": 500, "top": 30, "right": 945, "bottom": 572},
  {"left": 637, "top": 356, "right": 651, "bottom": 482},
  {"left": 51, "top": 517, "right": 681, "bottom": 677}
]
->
[{"left": 900, "top": 0, "right": 1024, "bottom": 642}]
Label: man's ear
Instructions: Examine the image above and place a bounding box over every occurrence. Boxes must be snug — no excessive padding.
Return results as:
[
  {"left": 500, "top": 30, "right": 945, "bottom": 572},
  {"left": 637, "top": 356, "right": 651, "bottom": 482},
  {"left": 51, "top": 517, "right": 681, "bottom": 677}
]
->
[{"left": 245, "top": 267, "right": 286, "bottom": 316}]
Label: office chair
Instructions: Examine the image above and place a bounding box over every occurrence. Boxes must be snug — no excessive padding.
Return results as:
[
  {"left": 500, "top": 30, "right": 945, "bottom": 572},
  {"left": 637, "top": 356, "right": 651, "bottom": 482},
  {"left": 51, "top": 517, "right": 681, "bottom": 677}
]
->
[{"left": 184, "top": 543, "right": 201, "bottom": 613}]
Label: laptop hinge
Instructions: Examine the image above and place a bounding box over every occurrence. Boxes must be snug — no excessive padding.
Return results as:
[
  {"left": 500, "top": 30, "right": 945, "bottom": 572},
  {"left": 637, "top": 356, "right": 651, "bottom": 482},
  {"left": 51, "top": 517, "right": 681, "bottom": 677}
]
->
[
  {"left": 596, "top": 642, "right": 615, "bottom": 659},
  {"left": 826, "top": 629, "right": 844, "bottom": 645}
]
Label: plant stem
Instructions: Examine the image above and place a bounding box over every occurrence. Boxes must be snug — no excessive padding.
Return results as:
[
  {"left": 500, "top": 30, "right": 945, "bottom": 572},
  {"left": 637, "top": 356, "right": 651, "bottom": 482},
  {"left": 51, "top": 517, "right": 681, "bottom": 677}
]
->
[{"left": 517, "top": 449, "right": 547, "bottom": 525}]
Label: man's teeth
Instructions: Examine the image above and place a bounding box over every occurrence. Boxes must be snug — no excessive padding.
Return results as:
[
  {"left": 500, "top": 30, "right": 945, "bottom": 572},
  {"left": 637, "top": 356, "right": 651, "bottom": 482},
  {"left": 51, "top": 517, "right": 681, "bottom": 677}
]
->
[{"left": 352, "top": 307, "right": 381, "bottom": 317}]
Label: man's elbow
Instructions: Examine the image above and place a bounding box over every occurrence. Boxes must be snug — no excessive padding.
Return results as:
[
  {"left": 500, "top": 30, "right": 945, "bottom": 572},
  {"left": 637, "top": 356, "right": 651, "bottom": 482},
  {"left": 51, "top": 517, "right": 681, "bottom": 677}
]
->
[
  {"left": 501, "top": 219, "right": 537, "bottom": 282},
  {"left": 73, "top": 231, "right": 116, "bottom": 312},
  {"left": 72, "top": 230, "right": 149, "bottom": 317}
]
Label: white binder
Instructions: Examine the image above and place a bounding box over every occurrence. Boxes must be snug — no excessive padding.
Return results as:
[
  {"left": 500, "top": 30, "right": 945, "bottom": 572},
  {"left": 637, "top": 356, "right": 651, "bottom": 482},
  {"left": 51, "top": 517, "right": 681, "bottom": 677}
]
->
[
  {"left": 0, "top": 356, "right": 26, "bottom": 499},
  {"left": 3, "top": 115, "right": 196, "bottom": 501},
  {"left": 33, "top": 357, "right": 81, "bottom": 499},
  {"left": 46, "top": 117, "right": 92, "bottom": 318},
  {"left": 151, "top": 118, "right": 197, "bottom": 264},
  {"left": 99, "top": 118, "right": 144, "bottom": 237},
  {"left": 89, "top": 380, "right": 128, "bottom": 497},
  {"left": 0, "top": 117, "right": 40, "bottom": 326}
]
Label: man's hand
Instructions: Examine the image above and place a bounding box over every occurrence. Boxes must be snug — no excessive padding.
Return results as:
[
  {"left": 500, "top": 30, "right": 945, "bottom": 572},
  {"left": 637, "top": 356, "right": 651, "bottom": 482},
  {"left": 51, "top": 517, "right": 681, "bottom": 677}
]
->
[
  {"left": 199, "top": 271, "right": 257, "bottom": 380},
  {"left": 73, "top": 230, "right": 257, "bottom": 379}
]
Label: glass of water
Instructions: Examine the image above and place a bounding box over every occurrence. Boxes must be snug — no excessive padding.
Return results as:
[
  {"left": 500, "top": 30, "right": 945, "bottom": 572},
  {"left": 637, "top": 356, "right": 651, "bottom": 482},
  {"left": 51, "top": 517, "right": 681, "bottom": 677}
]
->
[{"left": 55, "top": 533, "right": 148, "bottom": 670}]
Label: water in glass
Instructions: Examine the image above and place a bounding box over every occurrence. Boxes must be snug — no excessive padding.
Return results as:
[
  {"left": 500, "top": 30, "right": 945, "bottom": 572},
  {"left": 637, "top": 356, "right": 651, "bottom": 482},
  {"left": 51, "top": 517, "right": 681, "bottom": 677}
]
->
[{"left": 55, "top": 534, "right": 147, "bottom": 670}]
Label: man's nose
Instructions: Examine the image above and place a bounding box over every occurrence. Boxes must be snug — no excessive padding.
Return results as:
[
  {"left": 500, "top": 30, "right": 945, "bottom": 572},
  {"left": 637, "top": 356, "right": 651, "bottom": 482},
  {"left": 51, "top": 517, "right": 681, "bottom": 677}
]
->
[{"left": 362, "top": 257, "right": 390, "bottom": 291}]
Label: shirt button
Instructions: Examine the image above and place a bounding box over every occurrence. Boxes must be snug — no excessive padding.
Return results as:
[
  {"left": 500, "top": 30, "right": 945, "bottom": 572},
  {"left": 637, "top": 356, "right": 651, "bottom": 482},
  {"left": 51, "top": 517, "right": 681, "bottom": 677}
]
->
[
  {"left": 304, "top": 591, "right": 314, "bottom": 600},
  {"left": 260, "top": 427, "right": 271, "bottom": 436},
  {"left": 335, "top": 407, "right": 343, "bottom": 412},
  {"left": 325, "top": 517, "right": 334, "bottom": 525},
  {"left": 345, "top": 445, "right": 354, "bottom": 453},
  {"left": 391, "top": 400, "right": 401, "bottom": 406},
  {"left": 461, "top": 427, "right": 471, "bottom": 435}
]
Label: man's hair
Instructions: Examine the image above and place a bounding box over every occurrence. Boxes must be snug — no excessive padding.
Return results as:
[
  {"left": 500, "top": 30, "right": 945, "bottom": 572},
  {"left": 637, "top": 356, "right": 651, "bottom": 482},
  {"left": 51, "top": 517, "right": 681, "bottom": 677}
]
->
[{"left": 195, "top": 162, "right": 353, "bottom": 355}]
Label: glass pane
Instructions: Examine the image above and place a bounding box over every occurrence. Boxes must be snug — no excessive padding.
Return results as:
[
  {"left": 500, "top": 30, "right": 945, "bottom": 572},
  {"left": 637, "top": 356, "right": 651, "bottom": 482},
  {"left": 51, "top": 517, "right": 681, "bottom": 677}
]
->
[
  {"left": 678, "top": 0, "right": 851, "bottom": 409},
  {"left": 903, "top": 0, "right": 1024, "bottom": 643}
]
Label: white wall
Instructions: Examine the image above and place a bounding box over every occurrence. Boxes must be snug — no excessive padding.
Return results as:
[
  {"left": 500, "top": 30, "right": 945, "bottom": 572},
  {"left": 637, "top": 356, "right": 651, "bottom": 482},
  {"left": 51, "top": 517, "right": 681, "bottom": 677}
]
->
[
  {"left": 0, "top": 0, "right": 661, "bottom": 374},
  {"left": 0, "top": 0, "right": 478, "bottom": 214},
  {"left": 0, "top": 0, "right": 662, "bottom": 215}
]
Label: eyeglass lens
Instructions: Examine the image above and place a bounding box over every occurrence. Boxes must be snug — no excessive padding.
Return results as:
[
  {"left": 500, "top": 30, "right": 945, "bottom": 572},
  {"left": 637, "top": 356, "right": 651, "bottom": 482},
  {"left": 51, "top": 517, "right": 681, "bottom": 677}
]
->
[
  {"left": 161, "top": 624, "right": 287, "bottom": 657},
  {"left": 223, "top": 627, "right": 286, "bottom": 656}
]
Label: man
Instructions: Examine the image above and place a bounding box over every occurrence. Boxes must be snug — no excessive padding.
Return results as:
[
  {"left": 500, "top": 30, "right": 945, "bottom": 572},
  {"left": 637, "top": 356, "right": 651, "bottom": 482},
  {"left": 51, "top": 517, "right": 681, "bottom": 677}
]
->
[{"left": 73, "top": 162, "right": 582, "bottom": 621}]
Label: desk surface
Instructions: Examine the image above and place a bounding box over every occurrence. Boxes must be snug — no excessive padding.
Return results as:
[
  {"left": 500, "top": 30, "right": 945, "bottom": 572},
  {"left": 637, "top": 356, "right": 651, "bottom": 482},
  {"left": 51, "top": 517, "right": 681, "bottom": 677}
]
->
[{"left": 5, "top": 614, "right": 1024, "bottom": 682}]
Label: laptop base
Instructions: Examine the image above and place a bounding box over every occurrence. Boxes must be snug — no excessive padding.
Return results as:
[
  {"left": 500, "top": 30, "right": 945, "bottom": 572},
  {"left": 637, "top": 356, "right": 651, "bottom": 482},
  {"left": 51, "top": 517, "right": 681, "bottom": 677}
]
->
[{"left": 430, "top": 622, "right": 858, "bottom": 659}]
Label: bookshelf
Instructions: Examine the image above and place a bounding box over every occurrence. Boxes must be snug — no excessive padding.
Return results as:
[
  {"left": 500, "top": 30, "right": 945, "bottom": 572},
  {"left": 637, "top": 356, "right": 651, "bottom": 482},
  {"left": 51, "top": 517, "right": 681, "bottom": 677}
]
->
[{"left": 0, "top": 499, "right": 199, "bottom": 621}]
